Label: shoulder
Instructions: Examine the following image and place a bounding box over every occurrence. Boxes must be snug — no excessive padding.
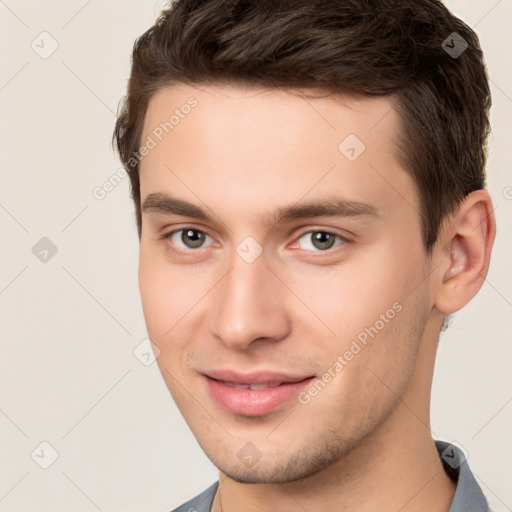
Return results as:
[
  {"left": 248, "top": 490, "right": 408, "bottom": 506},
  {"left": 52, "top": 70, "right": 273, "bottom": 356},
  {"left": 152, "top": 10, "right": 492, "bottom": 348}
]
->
[{"left": 168, "top": 481, "right": 219, "bottom": 512}]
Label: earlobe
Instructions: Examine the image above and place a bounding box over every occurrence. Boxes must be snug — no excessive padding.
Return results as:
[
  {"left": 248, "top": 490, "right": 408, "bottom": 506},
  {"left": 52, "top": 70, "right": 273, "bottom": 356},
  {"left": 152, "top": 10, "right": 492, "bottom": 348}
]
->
[{"left": 434, "top": 190, "right": 496, "bottom": 315}]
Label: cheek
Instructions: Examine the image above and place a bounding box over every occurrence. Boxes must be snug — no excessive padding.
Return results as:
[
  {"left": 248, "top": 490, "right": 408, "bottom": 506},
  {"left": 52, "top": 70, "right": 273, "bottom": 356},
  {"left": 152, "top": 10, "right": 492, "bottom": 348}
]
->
[
  {"left": 292, "top": 243, "right": 428, "bottom": 388},
  {"left": 311, "top": 292, "right": 426, "bottom": 431},
  {"left": 138, "top": 245, "right": 221, "bottom": 375},
  {"left": 288, "top": 249, "right": 411, "bottom": 339},
  {"left": 138, "top": 246, "right": 191, "bottom": 340},
  {"left": 139, "top": 241, "right": 201, "bottom": 295}
]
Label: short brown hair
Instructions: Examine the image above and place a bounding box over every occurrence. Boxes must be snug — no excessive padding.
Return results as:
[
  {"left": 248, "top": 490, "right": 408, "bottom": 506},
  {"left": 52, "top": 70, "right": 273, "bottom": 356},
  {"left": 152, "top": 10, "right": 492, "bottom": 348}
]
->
[{"left": 113, "top": 0, "right": 491, "bottom": 252}]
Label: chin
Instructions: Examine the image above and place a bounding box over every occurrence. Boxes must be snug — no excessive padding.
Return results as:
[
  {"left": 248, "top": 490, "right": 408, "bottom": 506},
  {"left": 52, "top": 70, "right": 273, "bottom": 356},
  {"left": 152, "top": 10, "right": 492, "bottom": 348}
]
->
[{"left": 209, "top": 446, "right": 341, "bottom": 485}]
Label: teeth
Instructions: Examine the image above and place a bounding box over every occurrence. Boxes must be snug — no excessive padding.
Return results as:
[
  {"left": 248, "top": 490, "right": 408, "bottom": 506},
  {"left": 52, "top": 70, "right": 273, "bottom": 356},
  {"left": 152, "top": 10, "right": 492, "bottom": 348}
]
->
[
  {"left": 227, "top": 382, "right": 251, "bottom": 389},
  {"left": 221, "top": 381, "right": 282, "bottom": 390}
]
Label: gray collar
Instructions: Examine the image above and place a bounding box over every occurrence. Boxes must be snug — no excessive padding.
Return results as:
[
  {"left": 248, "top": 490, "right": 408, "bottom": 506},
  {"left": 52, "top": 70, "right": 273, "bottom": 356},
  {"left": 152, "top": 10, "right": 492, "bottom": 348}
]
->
[{"left": 435, "top": 440, "right": 490, "bottom": 511}]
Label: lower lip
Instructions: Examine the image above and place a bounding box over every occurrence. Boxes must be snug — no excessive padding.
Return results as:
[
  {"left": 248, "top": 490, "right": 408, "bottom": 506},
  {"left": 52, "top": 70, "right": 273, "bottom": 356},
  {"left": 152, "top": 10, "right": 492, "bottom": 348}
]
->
[{"left": 204, "top": 376, "right": 315, "bottom": 416}]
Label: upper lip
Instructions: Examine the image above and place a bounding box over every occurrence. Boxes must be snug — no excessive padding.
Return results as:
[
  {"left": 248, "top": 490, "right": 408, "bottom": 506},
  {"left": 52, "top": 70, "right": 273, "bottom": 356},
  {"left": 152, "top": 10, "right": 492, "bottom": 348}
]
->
[{"left": 203, "top": 369, "right": 314, "bottom": 385}]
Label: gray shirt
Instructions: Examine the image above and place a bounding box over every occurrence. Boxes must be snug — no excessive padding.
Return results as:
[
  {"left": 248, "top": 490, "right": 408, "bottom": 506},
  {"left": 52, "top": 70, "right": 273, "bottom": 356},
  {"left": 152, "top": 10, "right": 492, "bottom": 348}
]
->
[{"left": 170, "top": 440, "right": 490, "bottom": 511}]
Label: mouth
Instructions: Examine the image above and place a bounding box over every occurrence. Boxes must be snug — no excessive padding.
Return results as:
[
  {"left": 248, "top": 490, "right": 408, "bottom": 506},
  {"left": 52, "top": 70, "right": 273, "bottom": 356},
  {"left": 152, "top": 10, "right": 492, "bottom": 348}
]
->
[{"left": 202, "top": 371, "right": 316, "bottom": 416}]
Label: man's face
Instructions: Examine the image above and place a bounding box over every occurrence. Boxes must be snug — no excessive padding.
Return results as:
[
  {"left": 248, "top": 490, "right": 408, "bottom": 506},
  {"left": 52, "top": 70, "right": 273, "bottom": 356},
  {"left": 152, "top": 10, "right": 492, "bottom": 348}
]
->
[{"left": 138, "top": 84, "right": 437, "bottom": 483}]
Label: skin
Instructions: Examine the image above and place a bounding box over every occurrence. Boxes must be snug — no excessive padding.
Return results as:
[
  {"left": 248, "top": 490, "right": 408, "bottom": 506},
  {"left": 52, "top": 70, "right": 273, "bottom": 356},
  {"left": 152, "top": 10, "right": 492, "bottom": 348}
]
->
[{"left": 137, "top": 84, "right": 496, "bottom": 512}]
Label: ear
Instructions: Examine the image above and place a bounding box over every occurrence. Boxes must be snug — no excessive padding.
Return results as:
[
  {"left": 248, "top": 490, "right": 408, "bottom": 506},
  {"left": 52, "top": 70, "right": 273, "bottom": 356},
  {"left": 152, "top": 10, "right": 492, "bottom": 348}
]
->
[{"left": 433, "top": 190, "right": 496, "bottom": 315}]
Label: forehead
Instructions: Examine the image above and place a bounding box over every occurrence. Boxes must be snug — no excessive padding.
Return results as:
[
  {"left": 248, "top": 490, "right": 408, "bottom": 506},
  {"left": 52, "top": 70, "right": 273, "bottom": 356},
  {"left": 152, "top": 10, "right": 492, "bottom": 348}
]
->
[
  {"left": 139, "top": 83, "right": 417, "bottom": 228},
  {"left": 142, "top": 83, "right": 400, "bottom": 149}
]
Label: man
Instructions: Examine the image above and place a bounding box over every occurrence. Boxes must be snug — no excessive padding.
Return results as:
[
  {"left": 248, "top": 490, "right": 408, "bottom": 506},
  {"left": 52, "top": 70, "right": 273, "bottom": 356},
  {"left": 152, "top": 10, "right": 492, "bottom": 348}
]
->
[{"left": 113, "top": 1, "right": 497, "bottom": 510}]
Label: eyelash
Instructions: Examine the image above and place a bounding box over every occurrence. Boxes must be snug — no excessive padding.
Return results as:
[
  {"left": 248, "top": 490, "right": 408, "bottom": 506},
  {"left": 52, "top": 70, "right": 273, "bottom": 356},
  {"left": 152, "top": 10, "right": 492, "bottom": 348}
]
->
[{"left": 161, "top": 227, "right": 350, "bottom": 254}]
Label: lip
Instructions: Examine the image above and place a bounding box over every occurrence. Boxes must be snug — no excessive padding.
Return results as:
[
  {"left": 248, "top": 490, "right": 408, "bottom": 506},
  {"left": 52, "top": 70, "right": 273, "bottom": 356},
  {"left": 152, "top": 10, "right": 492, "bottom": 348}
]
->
[{"left": 202, "top": 369, "right": 315, "bottom": 416}]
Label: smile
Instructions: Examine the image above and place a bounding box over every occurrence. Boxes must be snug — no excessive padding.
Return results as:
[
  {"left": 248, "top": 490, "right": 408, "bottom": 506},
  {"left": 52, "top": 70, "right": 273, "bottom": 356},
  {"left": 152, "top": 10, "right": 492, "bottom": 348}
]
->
[{"left": 203, "top": 374, "right": 316, "bottom": 416}]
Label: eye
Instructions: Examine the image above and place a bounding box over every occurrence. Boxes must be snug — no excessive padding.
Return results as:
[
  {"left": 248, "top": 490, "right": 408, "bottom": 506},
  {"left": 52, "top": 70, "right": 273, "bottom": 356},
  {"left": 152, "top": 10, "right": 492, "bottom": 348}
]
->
[
  {"left": 295, "top": 230, "right": 347, "bottom": 251},
  {"left": 166, "top": 228, "right": 215, "bottom": 250}
]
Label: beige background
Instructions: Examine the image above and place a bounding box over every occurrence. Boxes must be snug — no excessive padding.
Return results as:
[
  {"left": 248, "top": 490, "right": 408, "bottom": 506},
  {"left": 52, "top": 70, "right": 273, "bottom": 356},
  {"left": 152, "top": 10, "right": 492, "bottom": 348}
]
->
[{"left": 0, "top": 0, "right": 511, "bottom": 510}]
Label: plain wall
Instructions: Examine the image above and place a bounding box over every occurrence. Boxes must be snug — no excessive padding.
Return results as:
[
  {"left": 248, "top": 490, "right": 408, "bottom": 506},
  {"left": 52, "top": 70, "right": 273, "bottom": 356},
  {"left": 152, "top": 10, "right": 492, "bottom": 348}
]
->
[{"left": 0, "top": 0, "right": 510, "bottom": 510}]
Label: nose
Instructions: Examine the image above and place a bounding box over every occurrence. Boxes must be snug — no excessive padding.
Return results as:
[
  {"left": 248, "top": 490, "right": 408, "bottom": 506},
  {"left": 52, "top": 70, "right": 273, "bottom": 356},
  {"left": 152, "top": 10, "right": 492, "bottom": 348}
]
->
[{"left": 209, "top": 251, "right": 291, "bottom": 351}]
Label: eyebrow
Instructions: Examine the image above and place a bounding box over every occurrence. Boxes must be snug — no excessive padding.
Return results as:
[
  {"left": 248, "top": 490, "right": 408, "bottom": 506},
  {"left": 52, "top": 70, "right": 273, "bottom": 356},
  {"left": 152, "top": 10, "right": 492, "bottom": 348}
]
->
[{"left": 141, "top": 192, "right": 379, "bottom": 226}]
